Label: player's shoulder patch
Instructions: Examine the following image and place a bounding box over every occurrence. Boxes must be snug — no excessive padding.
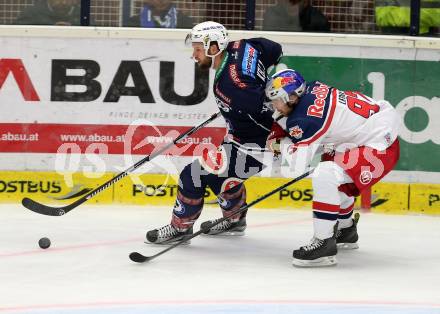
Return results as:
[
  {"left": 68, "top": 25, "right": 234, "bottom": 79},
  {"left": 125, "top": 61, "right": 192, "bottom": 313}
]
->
[
  {"left": 288, "top": 125, "right": 304, "bottom": 140},
  {"left": 285, "top": 116, "right": 321, "bottom": 144},
  {"left": 286, "top": 117, "right": 305, "bottom": 142},
  {"left": 241, "top": 43, "right": 259, "bottom": 78}
]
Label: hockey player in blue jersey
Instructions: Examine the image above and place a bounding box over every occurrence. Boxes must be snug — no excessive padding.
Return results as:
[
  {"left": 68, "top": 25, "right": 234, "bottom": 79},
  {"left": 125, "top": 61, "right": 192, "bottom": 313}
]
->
[
  {"left": 146, "top": 21, "right": 283, "bottom": 244},
  {"left": 265, "top": 69, "right": 400, "bottom": 267}
]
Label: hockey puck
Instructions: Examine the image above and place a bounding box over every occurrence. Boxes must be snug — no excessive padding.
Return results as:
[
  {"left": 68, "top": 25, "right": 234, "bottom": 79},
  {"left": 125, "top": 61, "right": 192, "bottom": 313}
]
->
[{"left": 38, "top": 237, "right": 51, "bottom": 249}]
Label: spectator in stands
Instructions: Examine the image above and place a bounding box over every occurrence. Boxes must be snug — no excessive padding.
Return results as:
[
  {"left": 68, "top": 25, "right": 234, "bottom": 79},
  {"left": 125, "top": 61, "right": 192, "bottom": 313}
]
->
[
  {"left": 15, "top": 0, "right": 80, "bottom": 26},
  {"left": 375, "top": 0, "right": 440, "bottom": 35},
  {"left": 263, "top": 0, "right": 330, "bottom": 32},
  {"left": 126, "top": 0, "right": 193, "bottom": 29},
  {"left": 347, "top": 1, "right": 375, "bottom": 34}
]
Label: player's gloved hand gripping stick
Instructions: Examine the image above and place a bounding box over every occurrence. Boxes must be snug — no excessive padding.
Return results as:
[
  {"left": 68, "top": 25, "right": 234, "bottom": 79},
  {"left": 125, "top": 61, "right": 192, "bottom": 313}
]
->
[
  {"left": 129, "top": 168, "right": 314, "bottom": 263},
  {"left": 267, "top": 121, "right": 289, "bottom": 157},
  {"left": 22, "top": 112, "right": 221, "bottom": 216}
]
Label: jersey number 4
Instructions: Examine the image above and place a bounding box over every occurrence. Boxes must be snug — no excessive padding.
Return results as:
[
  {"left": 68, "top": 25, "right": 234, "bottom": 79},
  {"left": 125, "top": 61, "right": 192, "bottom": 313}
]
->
[{"left": 345, "top": 91, "right": 379, "bottom": 118}]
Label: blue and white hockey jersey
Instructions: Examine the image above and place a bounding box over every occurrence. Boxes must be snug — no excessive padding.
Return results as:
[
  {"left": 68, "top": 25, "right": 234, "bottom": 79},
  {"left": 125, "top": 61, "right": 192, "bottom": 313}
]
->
[{"left": 213, "top": 38, "right": 282, "bottom": 147}]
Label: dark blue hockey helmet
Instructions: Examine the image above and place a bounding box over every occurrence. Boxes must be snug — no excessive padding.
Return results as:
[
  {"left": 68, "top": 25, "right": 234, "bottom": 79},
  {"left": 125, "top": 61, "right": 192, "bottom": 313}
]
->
[{"left": 265, "top": 69, "right": 306, "bottom": 103}]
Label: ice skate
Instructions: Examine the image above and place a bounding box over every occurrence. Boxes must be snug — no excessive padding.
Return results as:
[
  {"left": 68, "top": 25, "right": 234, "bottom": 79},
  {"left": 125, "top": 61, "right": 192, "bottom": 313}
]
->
[
  {"left": 200, "top": 212, "right": 247, "bottom": 236},
  {"left": 337, "top": 212, "right": 360, "bottom": 249},
  {"left": 145, "top": 224, "right": 193, "bottom": 245},
  {"left": 292, "top": 234, "right": 338, "bottom": 267}
]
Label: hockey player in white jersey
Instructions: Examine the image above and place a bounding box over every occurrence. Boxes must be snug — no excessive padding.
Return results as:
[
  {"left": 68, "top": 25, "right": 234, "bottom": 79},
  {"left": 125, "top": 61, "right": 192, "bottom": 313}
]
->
[{"left": 265, "top": 69, "right": 401, "bottom": 267}]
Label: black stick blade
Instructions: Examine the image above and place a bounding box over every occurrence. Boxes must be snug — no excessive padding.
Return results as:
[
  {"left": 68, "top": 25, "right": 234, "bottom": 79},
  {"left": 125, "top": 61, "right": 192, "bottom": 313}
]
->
[
  {"left": 129, "top": 252, "right": 151, "bottom": 263},
  {"left": 22, "top": 197, "right": 66, "bottom": 216}
]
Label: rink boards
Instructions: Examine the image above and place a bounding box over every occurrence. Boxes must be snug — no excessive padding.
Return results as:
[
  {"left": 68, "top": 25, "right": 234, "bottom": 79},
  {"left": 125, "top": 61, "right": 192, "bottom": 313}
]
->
[
  {"left": 1, "top": 28, "right": 439, "bottom": 217},
  {"left": 0, "top": 171, "right": 439, "bottom": 215}
]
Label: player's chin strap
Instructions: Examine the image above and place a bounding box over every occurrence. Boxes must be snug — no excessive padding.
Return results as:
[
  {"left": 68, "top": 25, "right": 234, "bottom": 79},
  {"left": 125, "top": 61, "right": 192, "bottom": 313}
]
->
[
  {"left": 129, "top": 167, "right": 315, "bottom": 263},
  {"left": 190, "top": 49, "right": 222, "bottom": 70},
  {"left": 207, "top": 49, "right": 223, "bottom": 69},
  {"left": 207, "top": 49, "right": 223, "bottom": 58}
]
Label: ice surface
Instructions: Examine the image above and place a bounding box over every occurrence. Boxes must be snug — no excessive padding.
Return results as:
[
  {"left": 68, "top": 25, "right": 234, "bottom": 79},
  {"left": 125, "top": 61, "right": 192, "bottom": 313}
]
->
[{"left": 1, "top": 204, "right": 439, "bottom": 314}]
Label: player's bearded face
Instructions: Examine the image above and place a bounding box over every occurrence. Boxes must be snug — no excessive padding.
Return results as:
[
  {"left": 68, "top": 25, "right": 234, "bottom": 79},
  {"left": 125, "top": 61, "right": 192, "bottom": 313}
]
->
[
  {"left": 197, "top": 55, "right": 212, "bottom": 70},
  {"left": 192, "top": 44, "right": 212, "bottom": 69}
]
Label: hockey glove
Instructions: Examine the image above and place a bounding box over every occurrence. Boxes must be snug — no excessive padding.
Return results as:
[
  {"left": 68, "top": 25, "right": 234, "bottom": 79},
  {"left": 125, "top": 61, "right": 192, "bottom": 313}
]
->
[{"left": 267, "top": 121, "right": 288, "bottom": 156}]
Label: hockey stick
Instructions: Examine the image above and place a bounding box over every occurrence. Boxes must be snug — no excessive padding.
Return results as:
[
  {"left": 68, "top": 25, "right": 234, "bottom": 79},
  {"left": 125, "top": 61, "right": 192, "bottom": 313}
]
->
[
  {"left": 129, "top": 168, "right": 314, "bottom": 263},
  {"left": 22, "top": 112, "right": 221, "bottom": 216}
]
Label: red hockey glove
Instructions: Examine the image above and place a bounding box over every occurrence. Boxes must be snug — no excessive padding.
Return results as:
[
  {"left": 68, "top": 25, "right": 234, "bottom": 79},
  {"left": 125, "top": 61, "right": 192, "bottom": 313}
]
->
[{"left": 267, "top": 122, "right": 288, "bottom": 156}]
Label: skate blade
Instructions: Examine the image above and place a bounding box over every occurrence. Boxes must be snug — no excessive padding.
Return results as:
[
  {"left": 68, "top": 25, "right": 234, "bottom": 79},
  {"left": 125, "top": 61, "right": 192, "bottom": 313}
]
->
[
  {"left": 337, "top": 242, "right": 359, "bottom": 250},
  {"left": 292, "top": 256, "right": 337, "bottom": 267},
  {"left": 202, "top": 230, "right": 245, "bottom": 236},
  {"left": 144, "top": 239, "right": 191, "bottom": 246}
]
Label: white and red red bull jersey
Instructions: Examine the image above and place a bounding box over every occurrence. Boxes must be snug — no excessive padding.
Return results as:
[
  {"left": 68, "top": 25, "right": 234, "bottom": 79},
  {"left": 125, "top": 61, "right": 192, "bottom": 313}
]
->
[{"left": 280, "top": 80, "right": 401, "bottom": 155}]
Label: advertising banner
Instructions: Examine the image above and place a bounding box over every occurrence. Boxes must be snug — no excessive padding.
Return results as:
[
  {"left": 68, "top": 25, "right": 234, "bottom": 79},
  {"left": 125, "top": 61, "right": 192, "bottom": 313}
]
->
[
  {"left": 0, "top": 171, "right": 112, "bottom": 205},
  {"left": 1, "top": 171, "right": 438, "bottom": 214},
  {"left": 0, "top": 36, "right": 225, "bottom": 170},
  {"left": 0, "top": 29, "right": 439, "bottom": 180},
  {"left": 0, "top": 122, "right": 224, "bottom": 155}
]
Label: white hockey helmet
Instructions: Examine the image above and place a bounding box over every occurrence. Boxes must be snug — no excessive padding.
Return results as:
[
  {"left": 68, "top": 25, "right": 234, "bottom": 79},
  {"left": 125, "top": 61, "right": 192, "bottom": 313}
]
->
[{"left": 186, "top": 21, "right": 229, "bottom": 57}]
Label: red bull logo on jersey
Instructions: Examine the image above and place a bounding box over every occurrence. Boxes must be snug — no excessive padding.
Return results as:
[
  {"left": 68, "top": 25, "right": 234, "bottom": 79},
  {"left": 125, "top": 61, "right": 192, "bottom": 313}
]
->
[
  {"left": 289, "top": 125, "right": 304, "bottom": 139},
  {"left": 308, "top": 83, "right": 330, "bottom": 118}
]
